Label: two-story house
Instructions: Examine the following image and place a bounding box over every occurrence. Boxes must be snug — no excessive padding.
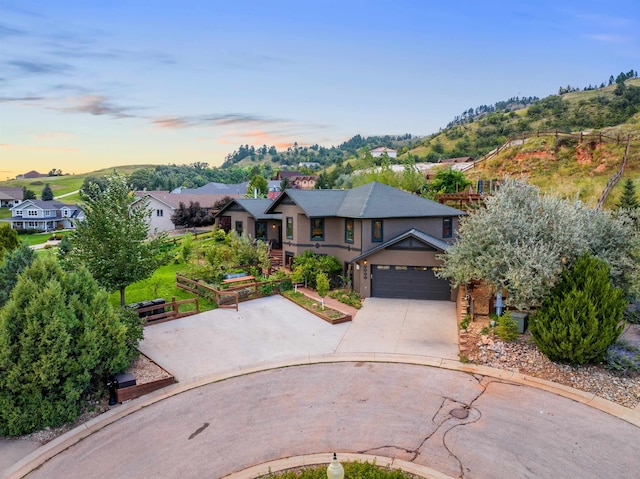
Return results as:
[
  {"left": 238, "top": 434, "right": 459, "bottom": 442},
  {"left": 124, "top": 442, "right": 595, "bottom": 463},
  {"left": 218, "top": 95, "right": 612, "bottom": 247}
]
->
[
  {"left": 216, "top": 182, "right": 466, "bottom": 301},
  {"left": 9, "top": 200, "right": 83, "bottom": 231}
]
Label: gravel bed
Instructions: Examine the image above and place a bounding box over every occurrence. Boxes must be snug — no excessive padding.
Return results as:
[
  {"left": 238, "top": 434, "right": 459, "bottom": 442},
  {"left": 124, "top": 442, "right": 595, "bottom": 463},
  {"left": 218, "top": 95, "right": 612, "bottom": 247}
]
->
[{"left": 462, "top": 321, "right": 640, "bottom": 409}]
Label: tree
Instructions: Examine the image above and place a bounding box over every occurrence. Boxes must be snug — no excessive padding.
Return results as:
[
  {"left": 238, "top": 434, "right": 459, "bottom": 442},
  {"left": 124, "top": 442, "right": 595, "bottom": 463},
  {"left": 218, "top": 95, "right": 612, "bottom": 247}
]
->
[
  {"left": 0, "top": 224, "right": 19, "bottom": 261},
  {"left": 617, "top": 179, "right": 639, "bottom": 210},
  {"left": 530, "top": 254, "right": 626, "bottom": 365},
  {"left": 247, "top": 173, "right": 268, "bottom": 197},
  {"left": 41, "top": 183, "right": 54, "bottom": 201},
  {"left": 69, "top": 174, "right": 167, "bottom": 306},
  {"left": 22, "top": 187, "right": 36, "bottom": 200},
  {"left": 426, "top": 168, "right": 471, "bottom": 196},
  {"left": 80, "top": 176, "right": 108, "bottom": 200},
  {"left": 280, "top": 176, "right": 292, "bottom": 191},
  {"left": 0, "top": 242, "right": 35, "bottom": 308},
  {"left": 439, "top": 180, "right": 639, "bottom": 309},
  {"left": 316, "top": 272, "right": 329, "bottom": 310},
  {"left": 170, "top": 201, "right": 214, "bottom": 230},
  {"left": 0, "top": 256, "right": 142, "bottom": 435}
]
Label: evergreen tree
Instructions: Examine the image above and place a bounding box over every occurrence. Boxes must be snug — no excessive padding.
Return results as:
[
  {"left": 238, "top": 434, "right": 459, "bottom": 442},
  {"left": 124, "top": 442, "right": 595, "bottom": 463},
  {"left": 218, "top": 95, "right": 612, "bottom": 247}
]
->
[
  {"left": 530, "top": 254, "right": 626, "bottom": 365},
  {"left": 0, "top": 256, "right": 142, "bottom": 435},
  {"left": 41, "top": 183, "right": 54, "bottom": 201},
  {"left": 617, "top": 179, "right": 639, "bottom": 210},
  {"left": 69, "top": 173, "right": 167, "bottom": 306},
  {"left": 22, "top": 187, "right": 36, "bottom": 200},
  {"left": 0, "top": 224, "right": 19, "bottom": 261},
  {"left": 0, "top": 242, "right": 35, "bottom": 307}
]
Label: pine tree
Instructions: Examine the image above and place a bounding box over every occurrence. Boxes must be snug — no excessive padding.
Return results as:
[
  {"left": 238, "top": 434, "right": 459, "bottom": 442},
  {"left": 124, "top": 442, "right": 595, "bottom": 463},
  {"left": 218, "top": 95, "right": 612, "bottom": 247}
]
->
[
  {"left": 617, "top": 179, "right": 639, "bottom": 210},
  {"left": 41, "top": 183, "right": 54, "bottom": 201},
  {"left": 0, "top": 256, "right": 142, "bottom": 435},
  {"left": 530, "top": 254, "right": 626, "bottom": 365},
  {"left": 0, "top": 243, "right": 35, "bottom": 307}
]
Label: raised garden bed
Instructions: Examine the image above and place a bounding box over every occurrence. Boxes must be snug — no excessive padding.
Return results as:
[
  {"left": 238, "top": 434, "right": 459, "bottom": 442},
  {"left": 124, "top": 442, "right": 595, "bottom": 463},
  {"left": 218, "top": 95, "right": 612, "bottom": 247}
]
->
[
  {"left": 281, "top": 291, "right": 352, "bottom": 325},
  {"left": 115, "top": 354, "right": 175, "bottom": 403}
]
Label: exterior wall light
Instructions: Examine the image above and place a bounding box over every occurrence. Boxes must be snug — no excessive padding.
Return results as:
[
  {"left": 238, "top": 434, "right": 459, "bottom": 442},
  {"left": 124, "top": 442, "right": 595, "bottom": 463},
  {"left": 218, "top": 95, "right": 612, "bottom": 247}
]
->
[{"left": 327, "top": 452, "right": 344, "bottom": 479}]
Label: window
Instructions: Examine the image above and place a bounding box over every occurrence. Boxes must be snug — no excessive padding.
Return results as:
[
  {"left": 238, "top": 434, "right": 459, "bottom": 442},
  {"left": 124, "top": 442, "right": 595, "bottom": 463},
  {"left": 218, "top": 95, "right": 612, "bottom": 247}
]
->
[
  {"left": 371, "top": 219, "right": 383, "bottom": 242},
  {"left": 310, "top": 218, "right": 324, "bottom": 241},
  {"left": 286, "top": 217, "right": 293, "bottom": 239},
  {"left": 28, "top": 210, "right": 38, "bottom": 216},
  {"left": 255, "top": 221, "right": 267, "bottom": 241},
  {"left": 156, "top": 209, "right": 164, "bottom": 217},
  {"left": 442, "top": 217, "right": 452, "bottom": 238},
  {"left": 345, "top": 218, "right": 354, "bottom": 243},
  {"left": 235, "top": 221, "right": 243, "bottom": 235}
]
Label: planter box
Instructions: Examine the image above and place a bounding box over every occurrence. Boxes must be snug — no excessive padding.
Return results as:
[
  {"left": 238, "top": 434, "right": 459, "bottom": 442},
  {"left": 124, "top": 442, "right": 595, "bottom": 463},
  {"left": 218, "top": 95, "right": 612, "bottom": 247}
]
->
[
  {"left": 281, "top": 294, "right": 352, "bottom": 325},
  {"left": 115, "top": 376, "right": 175, "bottom": 403}
]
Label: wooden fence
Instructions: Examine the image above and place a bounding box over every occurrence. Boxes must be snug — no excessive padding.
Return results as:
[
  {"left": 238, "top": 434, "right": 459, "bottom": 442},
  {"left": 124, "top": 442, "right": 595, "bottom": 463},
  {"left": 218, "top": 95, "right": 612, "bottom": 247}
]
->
[
  {"left": 597, "top": 136, "right": 633, "bottom": 209},
  {"left": 176, "top": 274, "right": 239, "bottom": 311},
  {"left": 135, "top": 296, "right": 199, "bottom": 326},
  {"left": 465, "top": 130, "right": 634, "bottom": 171},
  {"left": 176, "top": 274, "right": 292, "bottom": 310}
]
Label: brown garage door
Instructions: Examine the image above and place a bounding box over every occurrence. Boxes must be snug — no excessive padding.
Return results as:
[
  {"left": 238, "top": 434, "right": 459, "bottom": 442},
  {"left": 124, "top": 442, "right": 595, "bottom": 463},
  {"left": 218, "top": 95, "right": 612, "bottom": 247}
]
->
[{"left": 371, "top": 265, "right": 450, "bottom": 300}]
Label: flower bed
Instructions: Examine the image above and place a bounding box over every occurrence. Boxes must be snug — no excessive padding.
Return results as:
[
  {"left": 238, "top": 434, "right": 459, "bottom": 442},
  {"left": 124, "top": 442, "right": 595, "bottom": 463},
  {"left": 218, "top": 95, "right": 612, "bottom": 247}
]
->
[{"left": 281, "top": 291, "right": 351, "bottom": 325}]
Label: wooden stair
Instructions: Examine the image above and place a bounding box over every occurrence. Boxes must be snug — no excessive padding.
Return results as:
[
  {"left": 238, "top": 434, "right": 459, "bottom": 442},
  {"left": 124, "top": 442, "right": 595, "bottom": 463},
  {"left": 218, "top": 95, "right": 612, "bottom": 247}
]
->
[{"left": 269, "top": 248, "right": 283, "bottom": 269}]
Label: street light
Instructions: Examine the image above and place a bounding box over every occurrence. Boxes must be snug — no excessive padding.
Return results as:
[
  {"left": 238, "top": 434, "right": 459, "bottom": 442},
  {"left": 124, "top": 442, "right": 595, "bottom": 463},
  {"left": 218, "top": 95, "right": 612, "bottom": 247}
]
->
[{"left": 327, "top": 452, "right": 344, "bottom": 479}]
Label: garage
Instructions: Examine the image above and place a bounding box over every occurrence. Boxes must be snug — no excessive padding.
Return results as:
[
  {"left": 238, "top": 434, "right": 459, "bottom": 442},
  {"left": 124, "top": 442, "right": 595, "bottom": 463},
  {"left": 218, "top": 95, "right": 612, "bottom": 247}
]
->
[{"left": 371, "top": 265, "right": 450, "bottom": 300}]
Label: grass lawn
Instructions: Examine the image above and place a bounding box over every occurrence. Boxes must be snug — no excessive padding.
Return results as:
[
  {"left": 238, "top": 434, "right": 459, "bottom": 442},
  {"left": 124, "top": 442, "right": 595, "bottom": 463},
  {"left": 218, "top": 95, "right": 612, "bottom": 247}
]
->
[
  {"left": 282, "top": 291, "right": 345, "bottom": 320},
  {"left": 109, "top": 261, "right": 217, "bottom": 312},
  {"left": 261, "top": 461, "right": 417, "bottom": 478},
  {"left": 19, "top": 231, "right": 70, "bottom": 246},
  {"left": 0, "top": 208, "right": 11, "bottom": 219}
]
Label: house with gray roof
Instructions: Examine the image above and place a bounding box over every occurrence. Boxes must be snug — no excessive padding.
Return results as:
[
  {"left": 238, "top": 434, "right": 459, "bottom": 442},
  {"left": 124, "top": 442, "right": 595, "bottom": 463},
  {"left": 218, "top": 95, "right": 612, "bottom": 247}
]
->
[
  {"left": 0, "top": 187, "right": 23, "bottom": 208},
  {"left": 214, "top": 182, "right": 466, "bottom": 300},
  {"left": 215, "top": 198, "right": 283, "bottom": 247},
  {"left": 8, "top": 200, "right": 82, "bottom": 232}
]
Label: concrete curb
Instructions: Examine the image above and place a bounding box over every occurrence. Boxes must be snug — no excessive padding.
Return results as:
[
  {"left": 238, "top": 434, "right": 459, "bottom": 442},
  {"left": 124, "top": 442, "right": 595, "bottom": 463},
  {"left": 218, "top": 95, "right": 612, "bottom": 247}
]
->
[
  {"left": 4, "top": 354, "right": 639, "bottom": 479},
  {"left": 220, "top": 452, "right": 456, "bottom": 479}
]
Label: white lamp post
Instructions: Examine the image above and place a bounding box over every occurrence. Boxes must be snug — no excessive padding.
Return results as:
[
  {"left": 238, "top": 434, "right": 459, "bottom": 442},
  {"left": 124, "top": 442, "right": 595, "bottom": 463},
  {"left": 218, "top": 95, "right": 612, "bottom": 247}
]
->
[{"left": 327, "top": 452, "right": 344, "bottom": 479}]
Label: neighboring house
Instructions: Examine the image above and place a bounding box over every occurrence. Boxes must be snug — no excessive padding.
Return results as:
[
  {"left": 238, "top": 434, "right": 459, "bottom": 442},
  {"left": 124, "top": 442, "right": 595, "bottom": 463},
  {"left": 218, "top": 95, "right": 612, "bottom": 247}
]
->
[
  {"left": 16, "top": 170, "right": 47, "bottom": 179},
  {"left": 8, "top": 200, "right": 82, "bottom": 231},
  {"left": 298, "top": 161, "right": 320, "bottom": 169},
  {"left": 0, "top": 187, "right": 23, "bottom": 208},
  {"left": 274, "top": 171, "right": 318, "bottom": 190},
  {"left": 370, "top": 147, "right": 397, "bottom": 159},
  {"left": 175, "top": 180, "right": 282, "bottom": 197},
  {"left": 215, "top": 198, "right": 283, "bottom": 247},
  {"left": 262, "top": 182, "right": 466, "bottom": 300},
  {"left": 133, "top": 191, "right": 242, "bottom": 233}
]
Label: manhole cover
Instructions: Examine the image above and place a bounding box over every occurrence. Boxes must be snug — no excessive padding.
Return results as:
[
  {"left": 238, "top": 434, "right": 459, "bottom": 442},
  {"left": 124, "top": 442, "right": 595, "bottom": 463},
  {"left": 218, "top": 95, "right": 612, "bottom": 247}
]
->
[{"left": 450, "top": 408, "right": 469, "bottom": 419}]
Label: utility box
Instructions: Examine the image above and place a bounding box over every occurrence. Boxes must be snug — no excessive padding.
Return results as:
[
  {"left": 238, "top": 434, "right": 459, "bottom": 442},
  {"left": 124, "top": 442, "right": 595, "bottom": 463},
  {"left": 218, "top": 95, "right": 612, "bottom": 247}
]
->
[
  {"left": 510, "top": 311, "right": 529, "bottom": 334},
  {"left": 115, "top": 373, "right": 136, "bottom": 389}
]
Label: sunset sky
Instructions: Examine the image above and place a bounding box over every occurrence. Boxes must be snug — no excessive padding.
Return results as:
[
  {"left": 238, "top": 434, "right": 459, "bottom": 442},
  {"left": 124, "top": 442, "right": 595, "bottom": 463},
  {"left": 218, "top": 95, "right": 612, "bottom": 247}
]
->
[{"left": 1, "top": 0, "right": 639, "bottom": 180}]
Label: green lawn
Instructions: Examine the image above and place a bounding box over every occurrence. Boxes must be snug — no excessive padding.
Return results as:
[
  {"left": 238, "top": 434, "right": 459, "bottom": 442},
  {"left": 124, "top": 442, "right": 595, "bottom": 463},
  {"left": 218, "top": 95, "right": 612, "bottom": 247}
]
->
[
  {"left": 19, "top": 231, "right": 70, "bottom": 246},
  {"left": 0, "top": 208, "right": 12, "bottom": 219},
  {"left": 109, "top": 261, "right": 217, "bottom": 312}
]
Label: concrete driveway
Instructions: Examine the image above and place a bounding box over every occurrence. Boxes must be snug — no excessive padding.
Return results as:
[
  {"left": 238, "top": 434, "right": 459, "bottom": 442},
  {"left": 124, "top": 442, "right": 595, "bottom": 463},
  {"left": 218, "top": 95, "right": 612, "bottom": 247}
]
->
[
  {"left": 139, "top": 295, "right": 459, "bottom": 381},
  {"left": 337, "top": 298, "right": 459, "bottom": 359}
]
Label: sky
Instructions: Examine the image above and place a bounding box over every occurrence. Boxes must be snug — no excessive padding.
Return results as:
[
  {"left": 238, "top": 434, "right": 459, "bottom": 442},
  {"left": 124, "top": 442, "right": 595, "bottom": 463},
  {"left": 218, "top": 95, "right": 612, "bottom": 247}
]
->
[{"left": 1, "top": 0, "right": 639, "bottom": 180}]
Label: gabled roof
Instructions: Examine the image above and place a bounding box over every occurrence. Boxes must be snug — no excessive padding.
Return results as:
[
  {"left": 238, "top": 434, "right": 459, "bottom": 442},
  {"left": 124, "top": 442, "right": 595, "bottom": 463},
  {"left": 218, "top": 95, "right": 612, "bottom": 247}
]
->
[
  {"left": 136, "top": 191, "right": 241, "bottom": 209},
  {"left": 0, "top": 187, "right": 23, "bottom": 200},
  {"left": 11, "top": 199, "right": 77, "bottom": 211},
  {"left": 215, "top": 198, "right": 281, "bottom": 220},
  {"left": 265, "top": 182, "right": 466, "bottom": 218},
  {"left": 350, "top": 228, "right": 451, "bottom": 263}
]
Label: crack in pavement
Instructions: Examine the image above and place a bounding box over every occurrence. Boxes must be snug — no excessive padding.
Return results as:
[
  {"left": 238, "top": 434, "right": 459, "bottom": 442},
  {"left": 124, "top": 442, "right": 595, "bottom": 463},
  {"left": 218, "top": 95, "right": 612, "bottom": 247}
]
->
[{"left": 359, "top": 375, "right": 518, "bottom": 478}]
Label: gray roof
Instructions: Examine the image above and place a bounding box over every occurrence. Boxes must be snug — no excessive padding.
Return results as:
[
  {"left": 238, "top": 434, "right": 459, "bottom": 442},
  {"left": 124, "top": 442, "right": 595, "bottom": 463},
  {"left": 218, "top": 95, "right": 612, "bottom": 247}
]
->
[
  {"left": 13, "top": 199, "right": 77, "bottom": 210},
  {"left": 179, "top": 180, "right": 281, "bottom": 196},
  {"left": 216, "top": 198, "right": 281, "bottom": 220},
  {"left": 266, "top": 182, "right": 466, "bottom": 218},
  {"left": 350, "top": 228, "right": 451, "bottom": 263},
  {"left": 136, "top": 191, "right": 241, "bottom": 209}
]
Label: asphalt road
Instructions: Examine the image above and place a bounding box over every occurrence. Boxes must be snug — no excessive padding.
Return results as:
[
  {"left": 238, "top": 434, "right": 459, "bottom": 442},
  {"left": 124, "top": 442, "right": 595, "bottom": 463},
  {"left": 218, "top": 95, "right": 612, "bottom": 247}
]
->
[{"left": 24, "top": 362, "right": 639, "bottom": 479}]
